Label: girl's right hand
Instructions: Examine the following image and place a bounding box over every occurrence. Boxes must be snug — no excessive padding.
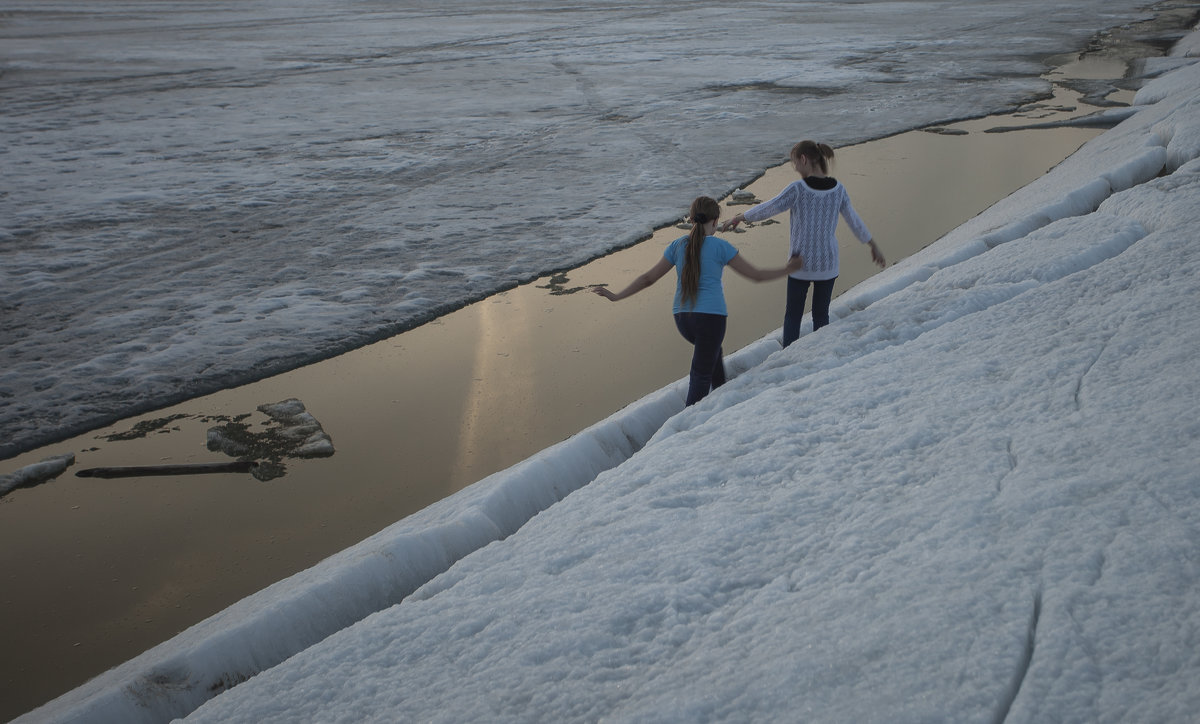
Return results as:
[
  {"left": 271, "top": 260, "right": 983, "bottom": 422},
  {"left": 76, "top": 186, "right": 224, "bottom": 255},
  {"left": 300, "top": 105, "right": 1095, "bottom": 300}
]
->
[{"left": 868, "top": 240, "right": 886, "bottom": 268}]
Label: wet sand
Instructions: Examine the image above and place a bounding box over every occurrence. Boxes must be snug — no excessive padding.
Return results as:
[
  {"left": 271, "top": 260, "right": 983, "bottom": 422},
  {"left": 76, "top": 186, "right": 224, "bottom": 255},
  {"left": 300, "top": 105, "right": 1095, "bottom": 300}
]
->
[{"left": 0, "top": 58, "right": 1129, "bottom": 719}]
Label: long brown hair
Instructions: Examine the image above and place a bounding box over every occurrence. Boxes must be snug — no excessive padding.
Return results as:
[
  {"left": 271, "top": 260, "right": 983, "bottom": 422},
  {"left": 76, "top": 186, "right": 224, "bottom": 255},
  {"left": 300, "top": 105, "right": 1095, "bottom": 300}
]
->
[
  {"left": 681, "top": 196, "right": 720, "bottom": 307},
  {"left": 791, "top": 140, "right": 835, "bottom": 174}
]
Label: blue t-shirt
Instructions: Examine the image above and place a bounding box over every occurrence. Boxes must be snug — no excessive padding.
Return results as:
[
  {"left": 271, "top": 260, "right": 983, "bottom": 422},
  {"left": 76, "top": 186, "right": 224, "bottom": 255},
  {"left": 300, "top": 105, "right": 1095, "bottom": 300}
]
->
[{"left": 663, "top": 235, "right": 739, "bottom": 315}]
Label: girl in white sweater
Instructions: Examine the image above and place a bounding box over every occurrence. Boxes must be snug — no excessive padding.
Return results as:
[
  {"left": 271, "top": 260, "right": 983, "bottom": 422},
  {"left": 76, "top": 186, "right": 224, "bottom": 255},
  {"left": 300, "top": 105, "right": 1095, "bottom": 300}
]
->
[{"left": 721, "top": 141, "right": 885, "bottom": 346}]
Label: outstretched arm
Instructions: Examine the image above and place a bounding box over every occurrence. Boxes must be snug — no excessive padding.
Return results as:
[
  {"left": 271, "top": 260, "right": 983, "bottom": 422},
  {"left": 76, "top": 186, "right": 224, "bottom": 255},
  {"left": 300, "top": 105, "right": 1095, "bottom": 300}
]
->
[
  {"left": 592, "top": 257, "right": 674, "bottom": 301},
  {"left": 720, "top": 185, "right": 796, "bottom": 231},
  {"left": 718, "top": 212, "right": 748, "bottom": 232},
  {"left": 726, "top": 253, "right": 805, "bottom": 282}
]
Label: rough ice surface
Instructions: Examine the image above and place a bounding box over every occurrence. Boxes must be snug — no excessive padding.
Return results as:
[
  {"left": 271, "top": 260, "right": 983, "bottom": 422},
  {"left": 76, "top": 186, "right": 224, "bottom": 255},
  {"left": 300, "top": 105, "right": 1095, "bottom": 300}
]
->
[
  {"left": 19, "top": 21, "right": 1200, "bottom": 724},
  {"left": 0, "top": 0, "right": 1169, "bottom": 458}
]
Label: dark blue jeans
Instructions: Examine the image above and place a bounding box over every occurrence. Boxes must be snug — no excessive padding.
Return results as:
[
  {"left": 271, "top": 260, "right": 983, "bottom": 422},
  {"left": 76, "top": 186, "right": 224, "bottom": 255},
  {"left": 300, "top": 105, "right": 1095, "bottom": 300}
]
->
[
  {"left": 673, "top": 312, "right": 727, "bottom": 406},
  {"left": 783, "top": 276, "right": 836, "bottom": 347}
]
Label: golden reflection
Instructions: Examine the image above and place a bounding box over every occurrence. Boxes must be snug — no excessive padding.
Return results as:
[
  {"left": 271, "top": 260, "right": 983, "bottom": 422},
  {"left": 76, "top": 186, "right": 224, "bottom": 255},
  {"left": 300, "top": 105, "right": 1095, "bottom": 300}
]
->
[{"left": 449, "top": 293, "right": 539, "bottom": 485}]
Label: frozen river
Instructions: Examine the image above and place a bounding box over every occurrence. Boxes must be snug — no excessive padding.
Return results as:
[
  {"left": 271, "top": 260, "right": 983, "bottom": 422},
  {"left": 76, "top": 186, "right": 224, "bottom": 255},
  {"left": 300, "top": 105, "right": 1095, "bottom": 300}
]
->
[{"left": 0, "top": 0, "right": 1176, "bottom": 458}]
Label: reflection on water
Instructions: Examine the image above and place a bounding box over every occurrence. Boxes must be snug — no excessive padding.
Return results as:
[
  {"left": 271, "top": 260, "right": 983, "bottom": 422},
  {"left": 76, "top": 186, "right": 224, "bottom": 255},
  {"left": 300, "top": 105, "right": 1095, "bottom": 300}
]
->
[
  {"left": 450, "top": 291, "right": 542, "bottom": 485},
  {"left": 0, "top": 53, "right": 1131, "bottom": 720}
]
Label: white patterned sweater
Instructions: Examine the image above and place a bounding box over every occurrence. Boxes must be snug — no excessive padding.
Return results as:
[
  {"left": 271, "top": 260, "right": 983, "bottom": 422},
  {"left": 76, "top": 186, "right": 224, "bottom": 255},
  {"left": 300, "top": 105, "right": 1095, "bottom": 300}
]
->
[{"left": 742, "top": 178, "right": 872, "bottom": 281}]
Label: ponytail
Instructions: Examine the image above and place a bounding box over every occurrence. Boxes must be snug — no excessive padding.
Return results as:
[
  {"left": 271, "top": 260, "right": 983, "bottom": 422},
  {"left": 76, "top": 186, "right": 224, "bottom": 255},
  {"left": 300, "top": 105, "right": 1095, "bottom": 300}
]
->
[
  {"left": 680, "top": 196, "right": 720, "bottom": 307},
  {"left": 791, "top": 140, "right": 835, "bottom": 174}
]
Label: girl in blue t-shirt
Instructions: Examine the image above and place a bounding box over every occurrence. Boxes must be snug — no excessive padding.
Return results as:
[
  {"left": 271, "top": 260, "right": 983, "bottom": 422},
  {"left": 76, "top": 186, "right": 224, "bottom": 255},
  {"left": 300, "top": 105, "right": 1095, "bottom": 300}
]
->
[{"left": 593, "top": 196, "right": 803, "bottom": 405}]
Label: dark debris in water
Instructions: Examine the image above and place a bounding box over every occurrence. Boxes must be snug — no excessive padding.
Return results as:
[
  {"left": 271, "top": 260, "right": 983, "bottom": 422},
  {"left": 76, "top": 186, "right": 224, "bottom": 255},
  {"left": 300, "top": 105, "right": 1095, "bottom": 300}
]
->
[
  {"left": 922, "top": 126, "right": 969, "bottom": 136},
  {"left": 81, "top": 400, "right": 334, "bottom": 483},
  {"left": 97, "top": 414, "right": 190, "bottom": 442},
  {"left": 537, "top": 271, "right": 590, "bottom": 295},
  {"left": 725, "top": 189, "right": 761, "bottom": 206},
  {"left": 206, "top": 399, "right": 334, "bottom": 481}
]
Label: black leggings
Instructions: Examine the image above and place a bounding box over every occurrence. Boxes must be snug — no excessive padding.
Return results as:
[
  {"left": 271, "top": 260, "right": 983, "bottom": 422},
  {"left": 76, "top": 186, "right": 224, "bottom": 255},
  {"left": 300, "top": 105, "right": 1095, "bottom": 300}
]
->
[
  {"left": 674, "top": 312, "right": 727, "bottom": 406},
  {"left": 783, "top": 276, "right": 836, "bottom": 347}
]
